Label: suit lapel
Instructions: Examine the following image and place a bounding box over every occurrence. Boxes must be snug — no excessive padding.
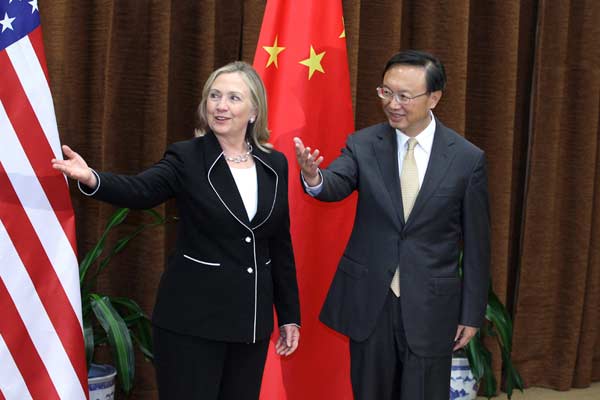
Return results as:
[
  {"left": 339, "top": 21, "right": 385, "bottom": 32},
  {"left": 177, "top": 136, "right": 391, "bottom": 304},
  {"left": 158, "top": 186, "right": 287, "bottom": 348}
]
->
[
  {"left": 251, "top": 152, "right": 277, "bottom": 229},
  {"left": 374, "top": 124, "right": 404, "bottom": 228},
  {"left": 205, "top": 132, "right": 251, "bottom": 227},
  {"left": 404, "top": 121, "right": 456, "bottom": 230}
]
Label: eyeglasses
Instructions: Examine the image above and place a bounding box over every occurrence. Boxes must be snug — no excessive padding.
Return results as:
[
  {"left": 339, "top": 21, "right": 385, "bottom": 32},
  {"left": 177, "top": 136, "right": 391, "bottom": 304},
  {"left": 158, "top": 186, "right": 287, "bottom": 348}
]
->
[{"left": 376, "top": 86, "right": 429, "bottom": 105}]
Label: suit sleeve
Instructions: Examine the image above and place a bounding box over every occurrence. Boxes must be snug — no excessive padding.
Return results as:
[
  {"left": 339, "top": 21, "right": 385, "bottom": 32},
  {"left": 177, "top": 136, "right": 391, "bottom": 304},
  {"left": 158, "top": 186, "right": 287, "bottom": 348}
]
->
[
  {"left": 270, "top": 155, "right": 301, "bottom": 326},
  {"left": 82, "top": 143, "right": 185, "bottom": 209},
  {"left": 310, "top": 134, "right": 359, "bottom": 201},
  {"left": 460, "top": 151, "right": 491, "bottom": 327}
]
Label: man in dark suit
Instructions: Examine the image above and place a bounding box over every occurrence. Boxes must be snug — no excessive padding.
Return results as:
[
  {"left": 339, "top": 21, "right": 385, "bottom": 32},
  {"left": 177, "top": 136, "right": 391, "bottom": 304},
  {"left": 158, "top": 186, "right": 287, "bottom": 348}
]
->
[{"left": 294, "top": 50, "right": 490, "bottom": 399}]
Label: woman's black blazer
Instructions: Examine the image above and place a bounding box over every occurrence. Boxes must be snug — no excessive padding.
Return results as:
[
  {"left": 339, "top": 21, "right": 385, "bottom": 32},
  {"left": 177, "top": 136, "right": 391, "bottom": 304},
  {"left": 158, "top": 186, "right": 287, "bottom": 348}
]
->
[{"left": 86, "top": 132, "right": 300, "bottom": 343}]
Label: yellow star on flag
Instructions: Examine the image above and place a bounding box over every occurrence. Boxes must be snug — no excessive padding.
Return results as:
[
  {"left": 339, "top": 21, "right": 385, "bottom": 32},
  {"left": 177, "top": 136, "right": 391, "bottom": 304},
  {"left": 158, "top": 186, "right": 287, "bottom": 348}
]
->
[
  {"left": 299, "top": 46, "right": 326, "bottom": 79},
  {"left": 263, "top": 36, "right": 286, "bottom": 68},
  {"left": 339, "top": 17, "right": 346, "bottom": 38}
]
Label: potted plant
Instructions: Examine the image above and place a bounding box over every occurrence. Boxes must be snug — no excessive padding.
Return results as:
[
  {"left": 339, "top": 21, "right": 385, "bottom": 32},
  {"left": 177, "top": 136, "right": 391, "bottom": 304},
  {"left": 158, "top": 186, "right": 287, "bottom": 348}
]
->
[
  {"left": 451, "top": 253, "right": 525, "bottom": 399},
  {"left": 80, "top": 207, "right": 166, "bottom": 397}
]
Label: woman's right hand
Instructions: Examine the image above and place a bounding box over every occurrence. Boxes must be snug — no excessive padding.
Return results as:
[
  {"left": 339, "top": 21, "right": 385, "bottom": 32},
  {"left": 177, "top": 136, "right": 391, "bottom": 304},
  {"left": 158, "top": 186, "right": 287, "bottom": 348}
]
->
[{"left": 51, "top": 145, "right": 97, "bottom": 188}]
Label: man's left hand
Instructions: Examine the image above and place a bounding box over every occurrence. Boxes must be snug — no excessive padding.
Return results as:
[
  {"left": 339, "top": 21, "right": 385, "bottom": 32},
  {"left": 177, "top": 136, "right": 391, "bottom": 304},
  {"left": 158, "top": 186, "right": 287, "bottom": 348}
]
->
[{"left": 453, "top": 325, "right": 478, "bottom": 351}]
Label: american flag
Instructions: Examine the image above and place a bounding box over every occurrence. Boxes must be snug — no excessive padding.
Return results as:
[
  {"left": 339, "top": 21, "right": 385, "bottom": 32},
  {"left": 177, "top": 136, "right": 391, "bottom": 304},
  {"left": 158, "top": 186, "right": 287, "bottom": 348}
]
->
[{"left": 0, "top": 1, "right": 87, "bottom": 399}]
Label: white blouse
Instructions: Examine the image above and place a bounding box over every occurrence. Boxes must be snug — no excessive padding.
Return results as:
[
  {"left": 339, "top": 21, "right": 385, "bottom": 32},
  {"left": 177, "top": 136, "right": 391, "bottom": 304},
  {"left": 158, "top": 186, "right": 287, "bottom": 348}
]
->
[{"left": 229, "top": 164, "right": 258, "bottom": 221}]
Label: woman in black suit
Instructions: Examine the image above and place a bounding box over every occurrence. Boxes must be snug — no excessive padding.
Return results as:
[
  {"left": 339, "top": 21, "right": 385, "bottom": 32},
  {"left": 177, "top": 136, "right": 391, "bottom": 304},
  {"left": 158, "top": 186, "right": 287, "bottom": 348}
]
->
[{"left": 52, "top": 61, "right": 301, "bottom": 399}]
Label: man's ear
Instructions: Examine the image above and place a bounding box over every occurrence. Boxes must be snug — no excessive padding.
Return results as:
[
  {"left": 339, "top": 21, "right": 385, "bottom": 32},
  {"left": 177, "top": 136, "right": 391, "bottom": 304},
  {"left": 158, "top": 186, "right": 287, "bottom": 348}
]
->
[{"left": 428, "top": 90, "right": 443, "bottom": 109}]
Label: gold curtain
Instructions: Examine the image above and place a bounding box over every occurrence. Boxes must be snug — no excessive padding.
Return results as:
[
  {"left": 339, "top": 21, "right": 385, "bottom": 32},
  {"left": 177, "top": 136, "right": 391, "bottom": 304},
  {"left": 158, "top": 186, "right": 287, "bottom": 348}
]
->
[{"left": 38, "top": 0, "right": 600, "bottom": 398}]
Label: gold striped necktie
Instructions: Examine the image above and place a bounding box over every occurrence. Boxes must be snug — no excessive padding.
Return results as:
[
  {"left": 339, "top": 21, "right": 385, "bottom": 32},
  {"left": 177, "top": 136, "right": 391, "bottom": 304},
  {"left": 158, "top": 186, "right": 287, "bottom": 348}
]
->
[{"left": 391, "top": 137, "right": 419, "bottom": 297}]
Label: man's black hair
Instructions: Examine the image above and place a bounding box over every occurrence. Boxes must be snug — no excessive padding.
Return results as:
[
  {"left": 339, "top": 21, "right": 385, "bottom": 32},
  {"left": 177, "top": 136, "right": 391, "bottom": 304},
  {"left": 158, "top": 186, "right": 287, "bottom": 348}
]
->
[{"left": 383, "top": 50, "right": 446, "bottom": 92}]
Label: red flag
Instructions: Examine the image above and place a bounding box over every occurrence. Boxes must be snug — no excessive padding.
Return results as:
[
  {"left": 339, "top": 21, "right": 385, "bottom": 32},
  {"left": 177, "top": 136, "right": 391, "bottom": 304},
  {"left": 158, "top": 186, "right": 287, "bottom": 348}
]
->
[
  {"left": 0, "top": 1, "right": 87, "bottom": 399},
  {"left": 254, "top": 1, "right": 355, "bottom": 398}
]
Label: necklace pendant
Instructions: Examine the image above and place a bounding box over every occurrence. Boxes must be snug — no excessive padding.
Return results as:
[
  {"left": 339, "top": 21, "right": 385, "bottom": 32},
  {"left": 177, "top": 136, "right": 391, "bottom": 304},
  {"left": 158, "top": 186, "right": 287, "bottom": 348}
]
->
[
  {"left": 226, "top": 154, "right": 249, "bottom": 163},
  {"left": 224, "top": 142, "right": 253, "bottom": 163}
]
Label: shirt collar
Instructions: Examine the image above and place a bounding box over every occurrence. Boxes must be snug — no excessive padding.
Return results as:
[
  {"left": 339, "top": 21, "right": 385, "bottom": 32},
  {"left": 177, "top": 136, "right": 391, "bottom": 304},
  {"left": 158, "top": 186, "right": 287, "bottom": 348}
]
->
[{"left": 395, "top": 111, "right": 436, "bottom": 154}]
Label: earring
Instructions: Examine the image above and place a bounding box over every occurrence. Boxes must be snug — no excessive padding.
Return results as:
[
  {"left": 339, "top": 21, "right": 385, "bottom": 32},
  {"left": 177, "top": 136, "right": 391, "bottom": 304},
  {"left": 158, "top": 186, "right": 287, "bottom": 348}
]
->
[{"left": 249, "top": 117, "right": 255, "bottom": 123}]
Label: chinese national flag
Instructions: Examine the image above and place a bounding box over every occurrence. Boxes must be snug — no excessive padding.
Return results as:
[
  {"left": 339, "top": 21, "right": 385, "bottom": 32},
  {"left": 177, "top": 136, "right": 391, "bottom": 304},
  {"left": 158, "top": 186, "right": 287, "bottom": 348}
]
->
[{"left": 254, "top": 1, "right": 355, "bottom": 399}]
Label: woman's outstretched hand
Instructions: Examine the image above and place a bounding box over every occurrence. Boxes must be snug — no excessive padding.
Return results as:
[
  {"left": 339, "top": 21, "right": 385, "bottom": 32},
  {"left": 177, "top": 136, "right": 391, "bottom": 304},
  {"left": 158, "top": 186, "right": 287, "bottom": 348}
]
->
[{"left": 51, "top": 145, "right": 97, "bottom": 188}]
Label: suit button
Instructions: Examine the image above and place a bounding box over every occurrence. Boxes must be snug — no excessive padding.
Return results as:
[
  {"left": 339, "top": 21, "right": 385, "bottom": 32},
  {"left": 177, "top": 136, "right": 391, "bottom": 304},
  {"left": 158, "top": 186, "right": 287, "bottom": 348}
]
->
[
  {"left": 247, "top": 267, "right": 254, "bottom": 274},
  {"left": 245, "top": 236, "right": 252, "bottom": 243}
]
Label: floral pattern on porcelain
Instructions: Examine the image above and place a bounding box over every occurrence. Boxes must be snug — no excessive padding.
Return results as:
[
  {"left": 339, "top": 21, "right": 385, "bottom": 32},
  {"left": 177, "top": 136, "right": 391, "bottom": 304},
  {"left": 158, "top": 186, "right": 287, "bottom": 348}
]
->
[{"left": 450, "top": 357, "right": 479, "bottom": 400}]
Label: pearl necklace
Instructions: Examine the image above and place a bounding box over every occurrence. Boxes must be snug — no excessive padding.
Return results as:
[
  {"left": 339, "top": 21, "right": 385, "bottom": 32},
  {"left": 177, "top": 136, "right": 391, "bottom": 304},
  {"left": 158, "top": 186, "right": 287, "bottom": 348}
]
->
[{"left": 224, "top": 142, "right": 253, "bottom": 163}]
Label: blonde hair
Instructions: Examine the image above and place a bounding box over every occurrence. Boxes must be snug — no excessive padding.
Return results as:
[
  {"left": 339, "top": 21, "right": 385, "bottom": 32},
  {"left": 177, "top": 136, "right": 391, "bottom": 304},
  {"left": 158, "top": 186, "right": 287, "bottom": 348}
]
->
[{"left": 195, "top": 61, "right": 271, "bottom": 152}]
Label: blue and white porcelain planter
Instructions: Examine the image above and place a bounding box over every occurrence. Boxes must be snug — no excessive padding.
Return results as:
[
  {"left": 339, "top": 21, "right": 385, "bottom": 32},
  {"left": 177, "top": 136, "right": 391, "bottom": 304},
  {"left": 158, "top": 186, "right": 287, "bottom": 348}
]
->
[
  {"left": 88, "top": 363, "right": 117, "bottom": 400},
  {"left": 450, "top": 357, "right": 479, "bottom": 400}
]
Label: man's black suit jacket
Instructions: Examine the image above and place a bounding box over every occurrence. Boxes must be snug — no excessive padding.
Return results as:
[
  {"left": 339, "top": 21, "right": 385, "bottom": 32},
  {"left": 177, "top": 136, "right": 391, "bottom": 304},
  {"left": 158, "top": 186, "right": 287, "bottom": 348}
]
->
[
  {"left": 86, "top": 132, "right": 300, "bottom": 343},
  {"left": 315, "top": 119, "right": 490, "bottom": 357}
]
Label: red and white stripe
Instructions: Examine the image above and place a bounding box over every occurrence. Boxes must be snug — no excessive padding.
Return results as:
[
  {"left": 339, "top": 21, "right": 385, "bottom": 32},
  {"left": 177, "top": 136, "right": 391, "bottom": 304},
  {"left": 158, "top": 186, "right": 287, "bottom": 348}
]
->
[{"left": 0, "top": 27, "right": 87, "bottom": 399}]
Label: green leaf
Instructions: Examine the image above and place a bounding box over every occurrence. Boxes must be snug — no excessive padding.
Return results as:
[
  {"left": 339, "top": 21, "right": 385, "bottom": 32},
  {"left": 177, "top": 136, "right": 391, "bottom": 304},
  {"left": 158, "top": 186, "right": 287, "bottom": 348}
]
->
[
  {"left": 90, "top": 294, "right": 135, "bottom": 394},
  {"left": 465, "top": 333, "right": 489, "bottom": 382},
  {"left": 81, "top": 292, "right": 92, "bottom": 318},
  {"left": 109, "top": 297, "right": 154, "bottom": 361},
  {"left": 130, "top": 331, "right": 154, "bottom": 360},
  {"left": 478, "top": 342, "right": 496, "bottom": 397},
  {"left": 83, "top": 318, "right": 94, "bottom": 368},
  {"left": 80, "top": 208, "right": 169, "bottom": 394},
  {"left": 143, "top": 208, "right": 166, "bottom": 224},
  {"left": 84, "top": 228, "right": 145, "bottom": 288},
  {"left": 486, "top": 289, "right": 513, "bottom": 350},
  {"left": 458, "top": 250, "right": 524, "bottom": 397},
  {"left": 79, "top": 208, "right": 130, "bottom": 283},
  {"left": 83, "top": 215, "right": 167, "bottom": 291},
  {"left": 500, "top": 345, "right": 525, "bottom": 397},
  {"left": 466, "top": 332, "right": 495, "bottom": 397}
]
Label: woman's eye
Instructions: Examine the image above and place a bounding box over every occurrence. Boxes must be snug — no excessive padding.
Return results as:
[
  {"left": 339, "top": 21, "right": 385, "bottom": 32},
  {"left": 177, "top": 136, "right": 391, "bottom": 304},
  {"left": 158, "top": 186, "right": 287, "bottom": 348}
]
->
[
  {"left": 230, "top": 95, "right": 241, "bottom": 101},
  {"left": 209, "top": 92, "right": 221, "bottom": 100}
]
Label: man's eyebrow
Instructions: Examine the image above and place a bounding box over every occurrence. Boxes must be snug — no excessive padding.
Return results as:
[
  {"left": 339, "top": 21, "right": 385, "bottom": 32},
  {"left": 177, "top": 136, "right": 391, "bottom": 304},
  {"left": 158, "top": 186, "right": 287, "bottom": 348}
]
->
[{"left": 382, "top": 85, "right": 412, "bottom": 93}]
